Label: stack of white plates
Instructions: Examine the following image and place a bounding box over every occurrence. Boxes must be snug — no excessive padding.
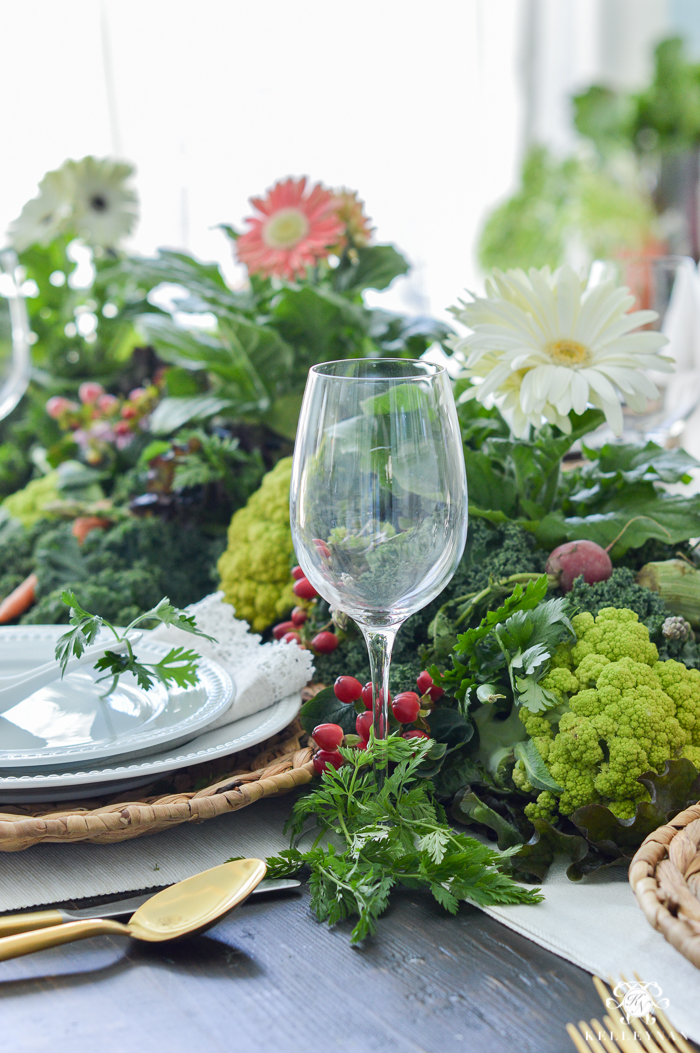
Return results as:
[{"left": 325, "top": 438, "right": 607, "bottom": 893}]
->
[{"left": 0, "top": 627, "right": 300, "bottom": 803}]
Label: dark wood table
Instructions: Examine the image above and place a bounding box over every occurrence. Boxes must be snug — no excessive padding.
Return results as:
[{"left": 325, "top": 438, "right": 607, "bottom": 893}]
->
[{"left": 0, "top": 796, "right": 650, "bottom": 1053}]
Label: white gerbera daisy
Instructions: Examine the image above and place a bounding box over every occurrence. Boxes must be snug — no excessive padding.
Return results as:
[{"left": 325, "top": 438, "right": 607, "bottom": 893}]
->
[
  {"left": 67, "top": 157, "right": 138, "bottom": 248},
  {"left": 7, "top": 169, "right": 73, "bottom": 251},
  {"left": 449, "top": 265, "right": 672, "bottom": 438}
]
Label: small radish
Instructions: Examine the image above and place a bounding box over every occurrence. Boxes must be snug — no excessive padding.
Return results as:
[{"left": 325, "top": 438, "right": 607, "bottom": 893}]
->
[{"left": 546, "top": 539, "right": 613, "bottom": 593}]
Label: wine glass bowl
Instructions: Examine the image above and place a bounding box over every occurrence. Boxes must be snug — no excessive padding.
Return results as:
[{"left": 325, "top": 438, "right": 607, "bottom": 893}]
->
[{"left": 291, "top": 358, "right": 467, "bottom": 744}]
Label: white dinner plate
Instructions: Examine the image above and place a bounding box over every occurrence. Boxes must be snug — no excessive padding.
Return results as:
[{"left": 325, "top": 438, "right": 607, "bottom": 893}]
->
[
  {"left": 0, "top": 626, "right": 234, "bottom": 769},
  {"left": 0, "top": 692, "right": 302, "bottom": 802}
]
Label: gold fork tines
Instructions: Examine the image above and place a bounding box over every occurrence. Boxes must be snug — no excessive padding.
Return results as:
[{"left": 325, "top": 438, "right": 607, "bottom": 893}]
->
[
  {"left": 567, "top": 1021, "right": 606, "bottom": 1053},
  {"left": 587, "top": 1020, "right": 617, "bottom": 1052},
  {"left": 631, "top": 973, "right": 696, "bottom": 1053},
  {"left": 584, "top": 974, "right": 696, "bottom": 1053}
]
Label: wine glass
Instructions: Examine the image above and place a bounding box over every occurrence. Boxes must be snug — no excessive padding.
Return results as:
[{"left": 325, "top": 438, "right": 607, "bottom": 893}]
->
[
  {"left": 0, "top": 250, "right": 31, "bottom": 422},
  {"left": 290, "top": 359, "right": 468, "bottom": 746},
  {"left": 588, "top": 255, "right": 700, "bottom": 446}
]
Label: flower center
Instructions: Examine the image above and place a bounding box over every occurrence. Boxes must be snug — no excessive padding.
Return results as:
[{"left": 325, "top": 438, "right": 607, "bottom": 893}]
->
[
  {"left": 546, "top": 338, "right": 590, "bottom": 366},
  {"left": 90, "top": 194, "right": 108, "bottom": 212},
  {"left": 262, "top": 208, "right": 309, "bottom": 249}
]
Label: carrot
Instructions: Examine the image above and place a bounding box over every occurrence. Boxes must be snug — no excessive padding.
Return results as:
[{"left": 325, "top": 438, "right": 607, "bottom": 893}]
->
[
  {"left": 72, "top": 516, "right": 110, "bottom": 545},
  {"left": 0, "top": 573, "right": 38, "bottom": 624}
]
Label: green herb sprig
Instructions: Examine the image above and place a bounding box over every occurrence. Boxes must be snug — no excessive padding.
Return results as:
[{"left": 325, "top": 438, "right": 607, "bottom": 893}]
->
[
  {"left": 258, "top": 734, "right": 542, "bottom": 944},
  {"left": 56, "top": 591, "right": 216, "bottom": 696}
]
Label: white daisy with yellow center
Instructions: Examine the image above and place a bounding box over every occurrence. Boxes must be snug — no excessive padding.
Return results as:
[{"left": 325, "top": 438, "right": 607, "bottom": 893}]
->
[{"left": 449, "top": 265, "right": 672, "bottom": 438}]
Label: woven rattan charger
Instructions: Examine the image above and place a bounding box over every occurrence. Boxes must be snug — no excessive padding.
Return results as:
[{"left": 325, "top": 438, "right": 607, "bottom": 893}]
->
[
  {"left": 0, "top": 713, "right": 315, "bottom": 853},
  {"left": 630, "top": 803, "right": 700, "bottom": 968}
]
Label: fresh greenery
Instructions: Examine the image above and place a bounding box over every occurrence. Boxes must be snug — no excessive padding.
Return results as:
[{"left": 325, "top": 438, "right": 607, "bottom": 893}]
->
[
  {"left": 56, "top": 592, "right": 214, "bottom": 696},
  {"left": 258, "top": 733, "right": 542, "bottom": 943},
  {"left": 477, "top": 145, "right": 654, "bottom": 273},
  {"left": 480, "top": 36, "right": 700, "bottom": 272},
  {"left": 0, "top": 517, "right": 224, "bottom": 627},
  {"left": 460, "top": 409, "right": 700, "bottom": 559},
  {"left": 111, "top": 244, "right": 452, "bottom": 442},
  {"left": 574, "top": 37, "right": 700, "bottom": 157}
]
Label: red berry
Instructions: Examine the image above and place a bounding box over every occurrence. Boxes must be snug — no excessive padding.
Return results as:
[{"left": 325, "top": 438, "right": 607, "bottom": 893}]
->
[
  {"left": 272, "top": 620, "right": 296, "bottom": 640},
  {"left": 428, "top": 684, "right": 444, "bottom": 702},
  {"left": 356, "top": 739, "right": 368, "bottom": 750},
  {"left": 402, "top": 730, "right": 429, "bottom": 740},
  {"left": 416, "top": 671, "right": 434, "bottom": 695},
  {"left": 313, "top": 538, "right": 331, "bottom": 559},
  {"left": 361, "top": 683, "right": 392, "bottom": 711},
  {"left": 291, "top": 607, "right": 308, "bottom": 626},
  {"left": 281, "top": 631, "right": 302, "bottom": 644},
  {"left": 334, "top": 676, "right": 363, "bottom": 704},
  {"left": 356, "top": 711, "right": 373, "bottom": 739},
  {"left": 312, "top": 723, "right": 344, "bottom": 751},
  {"left": 311, "top": 631, "right": 338, "bottom": 654},
  {"left": 293, "top": 577, "right": 318, "bottom": 600},
  {"left": 392, "top": 692, "right": 421, "bottom": 724},
  {"left": 313, "top": 749, "right": 344, "bottom": 774},
  {"left": 291, "top": 565, "right": 305, "bottom": 580}
]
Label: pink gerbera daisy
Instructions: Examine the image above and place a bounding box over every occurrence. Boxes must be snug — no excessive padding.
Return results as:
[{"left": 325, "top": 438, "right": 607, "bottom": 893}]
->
[{"left": 236, "top": 177, "right": 344, "bottom": 280}]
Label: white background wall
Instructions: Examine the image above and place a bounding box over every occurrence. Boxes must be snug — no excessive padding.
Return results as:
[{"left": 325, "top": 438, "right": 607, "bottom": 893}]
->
[
  {"left": 0, "top": 0, "right": 524, "bottom": 321},
  {"left": 0, "top": 0, "right": 689, "bottom": 322}
]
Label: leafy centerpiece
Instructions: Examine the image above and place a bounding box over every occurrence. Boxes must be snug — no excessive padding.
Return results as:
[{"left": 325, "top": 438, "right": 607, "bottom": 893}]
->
[{"left": 278, "top": 261, "right": 700, "bottom": 927}]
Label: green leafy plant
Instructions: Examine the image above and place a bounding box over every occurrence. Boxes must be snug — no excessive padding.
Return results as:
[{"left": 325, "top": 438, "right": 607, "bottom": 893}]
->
[
  {"left": 56, "top": 591, "right": 215, "bottom": 696},
  {"left": 112, "top": 242, "right": 452, "bottom": 441},
  {"left": 258, "top": 733, "right": 542, "bottom": 943},
  {"left": 463, "top": 420, "right": 700, "bottom": 558}
]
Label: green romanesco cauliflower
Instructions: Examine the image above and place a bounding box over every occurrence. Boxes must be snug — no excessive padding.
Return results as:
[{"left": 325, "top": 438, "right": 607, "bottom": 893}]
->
[
  {"left": 524, "top": 791, "right": 558, "bottom": 824},
  {"left": 570, "top": 607, "right": 659, "bottom": 667},
  {"left": 217, "top": 457, "right": 296, "bottom": 632},
  {"left": 2, "top": 472, "right": 60, "bottom": 527},
  {"left": 512, "top": 763, "right": 533, "bottom": 793},
  {"left": 524, "top": 608, "right": 698, "bottom": 821},
  {"left": 654, "top": 659, "right": 700, "bottom": 743},
  {"left": 539, "top": 666, "right": 579, "bottom": 704}
]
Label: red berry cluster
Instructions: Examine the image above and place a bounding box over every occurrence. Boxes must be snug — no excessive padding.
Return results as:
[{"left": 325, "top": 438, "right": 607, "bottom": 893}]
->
[
  {"left": 310, "top": 668, "right": 446, "bottom": 774},
  {"left": 271, "top": 565, "right": 340, "bottom": 655}
]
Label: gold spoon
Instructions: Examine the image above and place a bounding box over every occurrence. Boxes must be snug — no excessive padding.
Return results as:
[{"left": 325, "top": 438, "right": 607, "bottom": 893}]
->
[{"left": 0, "top": 858, "right": 266, "bottom": 962}]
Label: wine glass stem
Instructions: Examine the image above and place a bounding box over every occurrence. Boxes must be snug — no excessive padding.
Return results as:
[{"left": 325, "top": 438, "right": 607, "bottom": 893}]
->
[{"left": 361, "top": 625, "right": 397, "bottom": 755}]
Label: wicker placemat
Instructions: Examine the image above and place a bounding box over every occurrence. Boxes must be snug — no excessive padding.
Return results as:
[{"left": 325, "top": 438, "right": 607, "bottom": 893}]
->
[
  {"left": 0, "top": 719, "right": 314, "bottom": 852},
  {"left": 629, "top": 802, "right": 700, "bottom": 968}
]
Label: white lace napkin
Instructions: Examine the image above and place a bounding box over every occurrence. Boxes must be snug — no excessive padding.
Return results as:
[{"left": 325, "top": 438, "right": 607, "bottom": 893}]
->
[{"left": 149, "top": 592, "right": 315, "bottom": 725}]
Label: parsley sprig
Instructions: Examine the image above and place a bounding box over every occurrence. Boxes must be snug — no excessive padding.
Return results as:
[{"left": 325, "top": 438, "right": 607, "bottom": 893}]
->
[
  {"left": 260, "top": 734, "right": 542, "bottom": 943},
  {"left": 56, "top": 591, "right": 216, "bottom": 697}
]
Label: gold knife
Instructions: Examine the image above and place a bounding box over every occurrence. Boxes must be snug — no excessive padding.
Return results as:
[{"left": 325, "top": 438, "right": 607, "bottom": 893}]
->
[{"left": 0, "top": 878, "right": 300, "bottom": 937}]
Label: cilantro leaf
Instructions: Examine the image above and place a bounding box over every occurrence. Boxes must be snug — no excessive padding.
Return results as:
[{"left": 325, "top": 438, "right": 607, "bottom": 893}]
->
[
  {"left": 129, "top": 597, "right": 216, "bottom": 643},
  {"left": 55, "top": 590, "right": 104, "bottom": 674},
  {"left": 57, "top": 592, "right": 209, "bottom": 697}
]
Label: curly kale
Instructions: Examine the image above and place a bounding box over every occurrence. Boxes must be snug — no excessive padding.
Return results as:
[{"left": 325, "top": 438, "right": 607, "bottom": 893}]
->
[
  {"left": 312, "top": 520, "right": 546, "bottom": 688},
  {"left": 8, "top": 517, "right": 225, "bottom": 626},
  {"left": 0, "top": 518, "right": 53, "bottom": 600},
  {"left": 568, "top": 567, "right": 669, "bottom": 622},
  {"left": 567, "top": 567, "right": 700, "bottom": 669}
]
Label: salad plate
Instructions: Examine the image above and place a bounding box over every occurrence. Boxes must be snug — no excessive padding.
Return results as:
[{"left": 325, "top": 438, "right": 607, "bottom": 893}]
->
[
  {"left": 0, "top": 626, "right": 234, "bottom": 769},
  {"left": 0, "top": 691, "right": 302, "bottom": 802}
]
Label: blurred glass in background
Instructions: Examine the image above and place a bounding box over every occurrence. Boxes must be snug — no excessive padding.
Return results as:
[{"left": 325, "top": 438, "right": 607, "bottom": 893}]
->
[
  {"left": 0, "top": 252, "right": 30, "bottom": 422},
  {"left": 588, "top": 255, "right": 700, "bottom": 446}
]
